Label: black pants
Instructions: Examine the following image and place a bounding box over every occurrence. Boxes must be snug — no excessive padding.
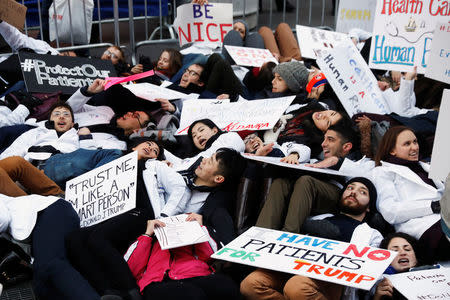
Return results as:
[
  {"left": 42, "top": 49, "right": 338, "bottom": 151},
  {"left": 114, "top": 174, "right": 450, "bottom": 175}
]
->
[
  {"left": 143, "top": 273, "right": 239, "bottom": 300},
  {"left": 65, "top": 207, "right": 153, "bottom": 294}
]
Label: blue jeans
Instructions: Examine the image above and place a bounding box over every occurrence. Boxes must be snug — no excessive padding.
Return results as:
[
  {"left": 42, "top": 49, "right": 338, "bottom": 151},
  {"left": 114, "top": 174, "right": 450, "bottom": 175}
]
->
[{"left": 43, "top": 148, "right": 122, "bottom": 188}]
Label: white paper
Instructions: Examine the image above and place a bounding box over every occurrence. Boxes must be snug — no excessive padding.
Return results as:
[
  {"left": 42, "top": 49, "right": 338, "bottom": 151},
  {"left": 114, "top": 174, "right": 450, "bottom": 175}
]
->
[
  {"left": 124, "top": 82, "right": 187, "bottom": 101},
  {"left": 296, "top": 25, "right": 349, "bottom": 59},
  {"left": 430, "top": 89, "right": 450, "bottom": 182},
  {"left": 336, "top": 0, "right": 377, "bottom": 33},
  {"left": 224, "top": 45, "right": 278, "bottom": 67},
  {"left": 425, "top": 23, "right": 450, "bottom": 84}
]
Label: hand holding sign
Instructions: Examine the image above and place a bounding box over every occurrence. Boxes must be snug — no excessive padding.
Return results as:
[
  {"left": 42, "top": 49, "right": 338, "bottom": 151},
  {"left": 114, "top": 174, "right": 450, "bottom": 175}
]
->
[
  {"left": 145, "top": 219, "right": 166, "bottom": 236},
  {"left": 87, "top": 79, "right": 107, "bottom": 94}
]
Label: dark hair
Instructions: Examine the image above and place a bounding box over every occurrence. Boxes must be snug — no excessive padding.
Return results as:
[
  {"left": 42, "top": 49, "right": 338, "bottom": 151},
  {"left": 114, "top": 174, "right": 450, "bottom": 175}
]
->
[
  {"left": 49, "top": 102, "right": 75, "bottom": 121},
  {"left": 127, "top": 137, "right": 165, "bottom": 161},
  {"left": 379, "top": 232, "right": 423, "bottom": 268},
  {"left": 109, "top": 46, "right": 126, "bottom": 64},
  {"left": 328, "top": 118, "right": 360, "bottom": 151},
  {"left": 187, "top": 118, "right": 220, "bottom": 141},
  {"left": 374, "top": 125, "right": 414, "bottom": 166},
  {"left": 160, "top": 48, "right": 183, "bottom": 76},
  {"left": 214, "top": 148, "right": 246, "bottom": 187},
  {"left": 191, "top": 63, "right": 208, "bottom": 84}
]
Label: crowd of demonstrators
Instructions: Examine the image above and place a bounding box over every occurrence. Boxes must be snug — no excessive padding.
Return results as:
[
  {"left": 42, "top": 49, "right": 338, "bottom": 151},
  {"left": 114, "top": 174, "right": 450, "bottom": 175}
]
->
[{"left": 0, "top": 3, "right": 450, "bottom": 299}]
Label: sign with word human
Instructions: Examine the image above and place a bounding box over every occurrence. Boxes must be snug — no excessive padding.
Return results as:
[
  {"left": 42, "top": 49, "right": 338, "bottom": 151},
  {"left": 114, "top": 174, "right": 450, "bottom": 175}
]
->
[
  {"left": 65, "top": 152, "right": 138, "bottom": 227},
  {"left": 19, "top": 52, "right": 116, "bottom": 94},
  {"left": 224, "top": 45, "right": 278, "bottom": 67},
  {"left": 212, "top": 227, "right": 396, "bottom": 290},
  {"left": 176, "top": 96, "right": 295, "bottom": 135},
  {"left": 0, "top": 0, "right": 27, "bottom": 30},
  {"left": 387, "top": 267, "right": 450, "bottom": 299},
  {"left": 430, "top": 89, "right": 450, "bottom": 182},
  {"left": 316, "top": 40, "right": 390, "bottom": 117},
  {"left": 425, "top": 23, "right": 450, "bottom": 84},
  {"left": 369, "top": 0, "right": 449, "bottom": 73},
  {"left": 296, "top": 25, "right": 349, "bottom": 59},
  {"left": 173, "top": 3, "right": 233, "bottom": 47},
  {"left": 336, "top": 0, "right": 377, "bottom": 33}
]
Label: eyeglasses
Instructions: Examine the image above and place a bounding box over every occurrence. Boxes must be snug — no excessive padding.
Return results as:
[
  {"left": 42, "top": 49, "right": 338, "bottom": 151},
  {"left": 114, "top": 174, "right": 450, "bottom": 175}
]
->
[
  {"left": 131, "top": 111, "right": 143, "bottom": 128},
  {"left": 103, "top": 50, "right": 119, "bottom": 59},
  {"left": 51, "top": 111, "right": 71, "bottom": 118},
  {"left": 184, "top": 68, "right": 200, "bottom": 77},
  {"left": 243, "top": 134, "right": 258, "bottom": 144}
]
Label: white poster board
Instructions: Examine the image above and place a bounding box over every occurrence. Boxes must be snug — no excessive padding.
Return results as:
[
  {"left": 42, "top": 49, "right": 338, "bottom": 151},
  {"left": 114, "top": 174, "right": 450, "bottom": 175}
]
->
[
  {"left": 430, "top": 89, "right": 450, "bottom": 182},
  {"left": 124, "top": 83, "right": 188, "bottom": 101},
  {"left": 212, "top": 226, "right": 396, "bottom": 290},
  {"left": 336, "top": 0, "right": 377, "bottom": 34},
  {"left": 176, "top": 96, "right": 295, "bottom": 135},
  {"left": 387, "top": 267, "right": 450, "bottom": 299},
  {"left": 425, "top": 23, "right": 450, "bottom": 84},
  {"left": 296, "top": 25, "right": 349, "bottom": 59},
  {"left": 224, "top": 45, "right": 278, "bottom": 67},
  {"left": 173, "top": 3, "right": 233, "bottom": 47},
  {"left": 369, "top": 0, "right": 449, "bottom": 73},
  {"left": 65, "top": 152, "right": 138, "bottom": 227},
  {"left": 316, "top": 40, "right": 390, "bottom": 117}
]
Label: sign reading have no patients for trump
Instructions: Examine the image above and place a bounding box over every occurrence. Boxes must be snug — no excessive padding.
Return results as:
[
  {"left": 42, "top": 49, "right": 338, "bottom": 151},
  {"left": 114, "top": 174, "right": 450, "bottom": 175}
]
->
[
  {"left": 173, "top": 3, "right": 233, "bottom": 47},
  {"left": 65, "top": 152, "right": 138, "bottom": 227},
  {"left": 212, "top": 227, "right": 396, "bottom": 290}
]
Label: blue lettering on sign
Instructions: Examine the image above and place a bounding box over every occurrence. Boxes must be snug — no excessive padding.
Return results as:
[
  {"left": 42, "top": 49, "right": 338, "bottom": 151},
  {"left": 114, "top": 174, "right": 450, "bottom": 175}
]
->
[
  {"left": 276, "top": 233, "right": 340, "bottom": 250},
  {"left": 193, "top": 4, "right": 202, "bottom": 18},
  {"left": 422, "top": 37, "right": 432, "bottom": 68},
  {"left": 371, "top": 35, "right": 415, "bottom": 66}
]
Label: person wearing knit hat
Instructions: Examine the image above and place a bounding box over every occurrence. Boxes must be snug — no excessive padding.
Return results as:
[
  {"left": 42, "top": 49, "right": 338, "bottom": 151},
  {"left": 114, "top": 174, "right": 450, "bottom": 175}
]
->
[{"left": 272, "top": 61, "right": 310, "bottom": 93}]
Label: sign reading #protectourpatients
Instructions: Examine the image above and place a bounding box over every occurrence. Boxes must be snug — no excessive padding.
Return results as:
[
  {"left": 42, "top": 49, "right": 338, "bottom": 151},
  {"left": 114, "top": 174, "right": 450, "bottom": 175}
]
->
[
  {"left": 212, "top": 227, "right": 396, "bottom": 290},
  {"left": 369, "top": 0, "right": 449, "bottom": 73},
  {"left": 65, "top": 152, "right": 138, "bottom": 227},
  {"left": 19, "top": 52, "right": 116, "bottom": 94},
  {"left": 173, "top": 3, "right": 233, "bottom": 47},
  {"left": 425, "top": 23, "right": 450, "bottom": 84},
  {"left": 336, "top": 0, "right": 377, "bottom": 33}
]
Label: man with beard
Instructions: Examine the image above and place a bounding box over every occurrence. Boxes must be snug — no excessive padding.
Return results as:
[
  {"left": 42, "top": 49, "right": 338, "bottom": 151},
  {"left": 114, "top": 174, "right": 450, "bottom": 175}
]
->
[{"left": 241, "top": 177, "right": 382, "bottom": 300}]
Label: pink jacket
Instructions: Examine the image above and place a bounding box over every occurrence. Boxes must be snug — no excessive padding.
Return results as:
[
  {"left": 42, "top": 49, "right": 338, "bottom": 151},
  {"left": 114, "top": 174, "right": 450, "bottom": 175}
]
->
[{"left": 125, "top": 230, "right": 216, "bottom": 292}]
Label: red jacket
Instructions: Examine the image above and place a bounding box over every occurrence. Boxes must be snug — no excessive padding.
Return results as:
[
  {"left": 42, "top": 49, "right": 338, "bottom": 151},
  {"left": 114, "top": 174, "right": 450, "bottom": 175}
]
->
[{"left": 125, "top": 228, "right": 216, "bottom": 292}]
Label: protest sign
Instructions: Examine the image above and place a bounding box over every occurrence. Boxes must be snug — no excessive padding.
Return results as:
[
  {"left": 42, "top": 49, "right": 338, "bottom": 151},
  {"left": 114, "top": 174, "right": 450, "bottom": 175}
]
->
[
  {"left": 369, "top": 0, "right": 449, "bottom": 73},
  {"left": 65, "top": 152, "right": 138, "bottom": 227},
  {"left": 224, "top": 45, "right": 278, "bottom": 67},
  {"left": 425, "top": 23, "right": 450, "bottom": 84},
  {"left": 19, "top": 52, "right": 116, "bottom": 94},
  {"left": 212, "top": 226, "right": 396, "bottom": 290},
  {"left": 336, "top": 0, "right": 377, "bottom": 33},
  {"left": 176, "top": 96, "right": 295, "bottom": 135},
  {"left": 430, "top": 89, "right": 450, "bottom": 182},
  {"left": 0, "top": 0, "right": 27, "bottom": 30},
  {"left": 173, "top": 3, "right": 233, "bottom": 47},
  {"left": 316, "top": 40, "right": 390, "bottom": 117},
  {"left": 296, "top": 25, "right": 349, "bottom": 59},
  {"left": 387, "top": 267, "right": 450, "bottom": 299},
  {"left": 123, "top": 82, "right": 188, "bottom": 101}
]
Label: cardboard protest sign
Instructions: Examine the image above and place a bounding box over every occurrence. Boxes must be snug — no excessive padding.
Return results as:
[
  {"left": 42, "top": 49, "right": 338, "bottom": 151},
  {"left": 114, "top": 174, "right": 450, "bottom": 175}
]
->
[
  {"left": 123, "top": 82, "right": 188, "bottom": 101},
  {"left": 0, "top": 0, "right": 27, "bottom": 30},
  {"left": 19, "top": 52, "right": 116, "bottom": 94},
  {"left": 296, "top": 25, "right": 349, "bottom": 59},
  {"left": 173, "top": 3, "right": 233, "bottom": 47},
  {"left": 425, "top": 23, "right": 450, "bottom": 84},
  {"left": 316, "top": 40, "right": 390, "bottom": 117},
  {"left": 176, "top": 96, "right": 295, "bottom": 135},
  {"left": 212, "top": 227, "right": 396, "bottom": 290},
  {"left": 336, "top": 0, "right": 377, "bottom": 33},
  {"left": 387, "top": 267, "right": 450, "bottom": 299},
  {"left": 430, "top": 89, "right": 450, "bottom": 182},
  {"left": 65, "top": 152, "right": 138, "bottom": 227},
  {"left": 369, "top": 0, "right": 449, "bottom": 73},
  {"left": 224, "top": 45, "right": 278, "bottom": 67}
]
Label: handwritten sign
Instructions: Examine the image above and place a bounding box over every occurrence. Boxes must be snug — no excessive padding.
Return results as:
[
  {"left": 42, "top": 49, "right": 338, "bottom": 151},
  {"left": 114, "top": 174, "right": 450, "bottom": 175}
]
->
[
  {"left": 336, "top": 0, "right": 376, "bottom": 33},
  {"left": 19, "top": 52, "right": 116, "bottom": 94},
  {"left": 224, "top": 45, "right": 278, "bottom": 67},
  {"left": 296, "top": 25, "right": 349, "bottom": 59},
  {"left": 176, "top": 96, "right": 295, "bottom": 135},
  {"left": 0, "top": 0, "right": 27, "bottom": 30},
  {"left": 316, "top": 40, "right": 390, "bottom": 117},
  {"left": 212, "top": 226, "right": 396, "bottom": 290},
  {"left": 387, "top": 267, "right": 450, "bottom": 299},
  {"left": 425, "top": 23, "right": 450, "bottom": 84},
  {"left": 430, "top": 89, "right": 450, "bottom": 182},
  {"left": 173, "top": 3, "right": 233, "bottom": 47},
  {"left": 124, "top": 82, "right": 188, "bottom": 101},
  {"left": 369, "top": 0, "right": 449, "bottom": 73},
  {"left": 65, "top": 152, "right": 138, "bottom": 227}
]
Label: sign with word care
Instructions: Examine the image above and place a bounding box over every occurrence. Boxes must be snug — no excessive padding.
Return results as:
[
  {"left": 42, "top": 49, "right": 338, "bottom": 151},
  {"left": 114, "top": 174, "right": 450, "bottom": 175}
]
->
[
  {"left": 316, "top": 40, "right": 390, "bottom": 117},
  {"left": 212, "top": 227, "right": 396, "bottom": 290},
  {"left": 425, "top": 23, "right": 450, "bottom": 84},
  {"left": 430, "top": 89, "right": 450, "bottom": 182},
  {"left": 296, "top": 25, "right": 349, "bottom": 59},
  {"left": 369, "top": 0, "right": 449, "bottom": 73},
  {"left": 176, "top": 96, "right": 295, "bottom": 135},
  {"left": 336, "top": 0, "right": 377, "bottom": 33},
  {"left": 19, "top": 52, "right": 116, "bottom": 94},
  {"left": 173, "top": 3, "right": 233, "bottom": 47},
  {"left": 65, "top": 152, "right": 138, "bottom": 227},
  {"left": 224, "top": 45, "right": 278, "bottom": 67}
]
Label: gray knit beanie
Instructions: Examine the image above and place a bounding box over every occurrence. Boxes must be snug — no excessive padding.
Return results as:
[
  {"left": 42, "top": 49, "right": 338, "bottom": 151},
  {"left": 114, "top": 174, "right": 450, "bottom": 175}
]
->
[{"left": 273, "top": 61, "right": 309, "bottom": 93}]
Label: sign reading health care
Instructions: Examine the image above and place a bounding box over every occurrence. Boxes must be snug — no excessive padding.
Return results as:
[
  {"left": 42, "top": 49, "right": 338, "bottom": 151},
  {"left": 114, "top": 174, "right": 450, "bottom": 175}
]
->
[
  {"left": 369, "top": 0, "right": 449, "bottom": 73},
  {"left": 316, "top": 40, "right": 390, "bottom": 117},
  {"left": 425, "top": 23, "right": 450, "bottom": 84},
  {"left": 173, "top": 3, "right": 233, "bottom": 47},
  {"left": 224, "top": 45, "right": 278, "bottom": 67},
  {"left": 336, "top": 0, "right": 377, "bottom": 33},
  {"left": 176, "top": 96, "right": 295, "bottom": 135},
  {"left": 65, "top": 152, "right": 138, "bottom": 227},
  {"left": 212, "top": 227, "right": 396, "bottom": 290},
  {"left": 296, "top": 25, "right": 349, "bottom": 59}
]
